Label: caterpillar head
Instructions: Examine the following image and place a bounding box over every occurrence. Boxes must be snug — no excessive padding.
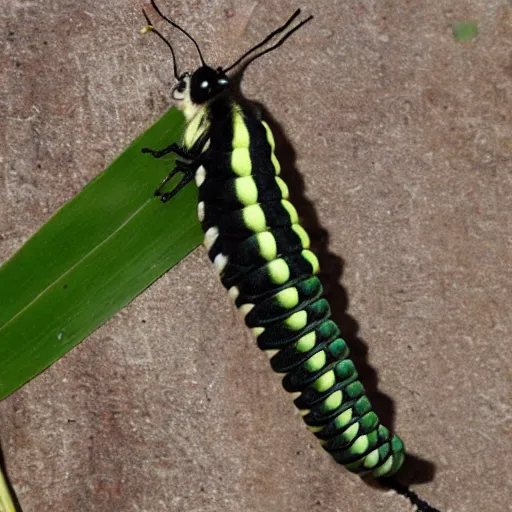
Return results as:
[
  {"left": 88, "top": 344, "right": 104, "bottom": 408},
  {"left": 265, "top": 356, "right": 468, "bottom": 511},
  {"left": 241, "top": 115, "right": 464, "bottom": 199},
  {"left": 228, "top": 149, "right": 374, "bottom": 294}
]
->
[
  {"left": 172, "top": 66, "right": 229, "bottom": 105},
  {"left": 142, "top": 1, "right": 311, "bottom": 118}
]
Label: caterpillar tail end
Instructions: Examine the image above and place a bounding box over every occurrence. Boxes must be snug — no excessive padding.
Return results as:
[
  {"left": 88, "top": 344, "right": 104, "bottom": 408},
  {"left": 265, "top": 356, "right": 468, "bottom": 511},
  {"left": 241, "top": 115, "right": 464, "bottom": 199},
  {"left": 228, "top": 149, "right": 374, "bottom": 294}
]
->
[
  {"left": 341, "top": 434, "right": 405, "bottom": 479},
  {"left": 370, "top": 435, "right": 406, "bottom": 478}
]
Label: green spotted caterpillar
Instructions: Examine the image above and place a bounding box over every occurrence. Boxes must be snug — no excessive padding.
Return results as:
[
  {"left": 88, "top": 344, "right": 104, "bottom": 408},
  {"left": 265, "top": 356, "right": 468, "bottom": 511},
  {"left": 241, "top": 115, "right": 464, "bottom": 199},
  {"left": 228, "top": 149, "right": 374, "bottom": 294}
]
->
[{"left": 141, "top": 1, "right": 406, "bottom": 479}]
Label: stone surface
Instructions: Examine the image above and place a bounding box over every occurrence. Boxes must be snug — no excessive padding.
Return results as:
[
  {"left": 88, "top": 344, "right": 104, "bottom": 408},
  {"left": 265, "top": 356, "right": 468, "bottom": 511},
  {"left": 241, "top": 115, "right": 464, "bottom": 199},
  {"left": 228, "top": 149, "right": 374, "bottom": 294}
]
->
[{"left": 1, "top": 0, "right": 511, "bottom": 511}]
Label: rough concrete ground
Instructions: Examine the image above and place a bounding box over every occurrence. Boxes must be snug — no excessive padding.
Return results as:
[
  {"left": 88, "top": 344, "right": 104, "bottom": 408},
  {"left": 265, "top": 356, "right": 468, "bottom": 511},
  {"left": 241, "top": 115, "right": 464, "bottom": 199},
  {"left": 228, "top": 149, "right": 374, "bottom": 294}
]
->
[{"left": 1, "top": 0, "right": 511, "bottom": 511}]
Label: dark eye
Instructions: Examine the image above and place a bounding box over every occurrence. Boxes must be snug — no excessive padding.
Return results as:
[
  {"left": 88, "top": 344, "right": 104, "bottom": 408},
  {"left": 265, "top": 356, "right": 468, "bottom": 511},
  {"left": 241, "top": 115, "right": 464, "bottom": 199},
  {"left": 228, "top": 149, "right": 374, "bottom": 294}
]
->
[{"left": 177, "top": 81, "right": 187, "bottom": 93}]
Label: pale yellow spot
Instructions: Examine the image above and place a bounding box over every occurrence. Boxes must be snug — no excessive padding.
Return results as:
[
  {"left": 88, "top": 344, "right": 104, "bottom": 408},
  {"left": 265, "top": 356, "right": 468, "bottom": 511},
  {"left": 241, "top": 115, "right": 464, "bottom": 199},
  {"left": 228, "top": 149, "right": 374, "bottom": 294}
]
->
[
  {"left": 351, "top": 435, "right": 369, "bottom": 455},
  {"left": 195, "top": 165, "right": 206, "bottom": 186},
  {"left": 343, "top": 423, "right": 360, "bottom": 442},
  {"left": 302, "top": 250, "right": 320, "bottom": 274},
  {"left": 299, "top": 408, "right": 311, "bottom": 416},
  {"left": 203, "top": 227, "right": 219, "bottom": 250},
  {"left": 262, "top": 121, "right": 276, "bottom": 150},
  {"left": 334, "top": 408, "right": 353, "bottom": 428},
  {"left": 308, "top": 425, "right": 324, "bottom": 433},
  {"left": 239, "top": 303, "right": 255, "bottom": 318},
  {"left": 243, "top": 205, "right": 267, "bottom": 232},
  {"left": 235, "top": 177, "right": 258, "bottom": 205},
  {"left": 232, "top": 108, "right": 250, "bottom": 148},
  {"left": 184, "top": 111, "right": 209, "bottom": 149},
  {"left": 323, "top": 390, "right": 342, "bottom": 411},
  {"left": 265, "top": 349, "right": 279, "bottom": 359},
  {"left": 275, "top": 177, "right": 289, "bottom": 198},
  {"left": 282, "top": 200, "right": 299, "bottom": 223},
  {"left": 372, "top": 456, "right": 394, "bottom": 476},
  {"left": 228, "top": 286, "right": 239, "bottom": 301},
  {"left": 313, "top": 370, "right": 336, "bottom": 392},
  {"left": 363, "top": 449, "right": 380, "bottom": 468},
  {"left": 267, "top": 259, "right": 290, "bottom": 284},
  {"left": 271, "top": 153, "right": 281, "bottom": 175},
  {"left": 200, "top": 139, "right": 210, "bottom": 153},
  {"left": 304, "top": 351, "right": 326, "bottom": 372},
  {"left": 275, "top": 288, "right": 299, "bottom": 309},
  {"left": 296, "top": 331, "right": 316, "bottom": 352},
  {"left": 251, "top": 327, "right": 265, "bottom": 337},
  {"left": 292, "top": 224, "right": 310, "bottom": 249},
  {"left": 214, "top": 253, "right": 228, "bottom": 273},
  {"left": 284, "top": 310, "right": 308, "bottom": 331},
  {"left": 231, "top": 148, "right": 252, "bottom": 176},
  {"left": 256, "top": 232, "right": 277, "bottom": 261}
]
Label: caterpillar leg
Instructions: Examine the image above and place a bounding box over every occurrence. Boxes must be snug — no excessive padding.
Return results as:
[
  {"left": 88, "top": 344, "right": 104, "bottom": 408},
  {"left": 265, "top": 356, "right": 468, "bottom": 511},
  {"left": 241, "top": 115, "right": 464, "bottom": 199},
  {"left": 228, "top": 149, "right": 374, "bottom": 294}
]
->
[
  {"left": 155, "top": 163, "right": 195, "bottom": 203},
  {"left": 142, "top": 142, "right": 192, "bottom": 159}
]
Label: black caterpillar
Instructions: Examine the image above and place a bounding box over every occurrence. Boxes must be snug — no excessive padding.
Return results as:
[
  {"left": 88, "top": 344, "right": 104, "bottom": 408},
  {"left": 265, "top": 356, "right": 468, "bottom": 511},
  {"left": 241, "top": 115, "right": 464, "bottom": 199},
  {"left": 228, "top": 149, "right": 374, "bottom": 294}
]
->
[{"left": 141, "top": 1, "right": 405, "bottom": 479}]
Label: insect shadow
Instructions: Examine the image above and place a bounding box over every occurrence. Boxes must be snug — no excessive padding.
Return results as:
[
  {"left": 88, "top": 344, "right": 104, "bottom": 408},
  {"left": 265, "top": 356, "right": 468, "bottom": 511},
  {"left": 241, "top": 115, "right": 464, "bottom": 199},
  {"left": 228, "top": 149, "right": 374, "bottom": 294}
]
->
[{"left": 229, "top": 67, "right": 436, "bottom": 488}]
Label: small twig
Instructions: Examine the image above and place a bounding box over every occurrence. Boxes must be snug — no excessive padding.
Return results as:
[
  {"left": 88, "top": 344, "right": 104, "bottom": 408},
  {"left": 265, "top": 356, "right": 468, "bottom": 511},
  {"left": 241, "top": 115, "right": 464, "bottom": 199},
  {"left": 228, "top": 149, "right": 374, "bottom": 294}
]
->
[
  {"left": 379, "top": 477, "right": 441, "bottom": 512},
  {"left": 0, "top": 465, "right": 16, "bottom": 512}
]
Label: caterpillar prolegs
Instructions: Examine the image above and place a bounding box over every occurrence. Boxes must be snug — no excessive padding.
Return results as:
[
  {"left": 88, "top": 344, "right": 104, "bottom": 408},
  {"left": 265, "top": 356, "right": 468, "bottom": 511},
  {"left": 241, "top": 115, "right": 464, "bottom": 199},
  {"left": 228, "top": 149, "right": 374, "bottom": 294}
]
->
[{"left": 141, "top": 2, "right": 405, "bottom": 479}]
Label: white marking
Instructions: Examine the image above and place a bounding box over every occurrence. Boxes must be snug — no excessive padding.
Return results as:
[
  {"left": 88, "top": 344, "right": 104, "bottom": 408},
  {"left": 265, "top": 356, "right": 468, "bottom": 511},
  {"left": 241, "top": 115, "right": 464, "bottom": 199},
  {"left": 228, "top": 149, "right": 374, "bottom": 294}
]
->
[
  {"left": 252, "top": 327, "right": 265, "bottom": 337},
  {"left": 214, "top": 253, "right": 228, "bottom": 273},
  {"left": 203, "top": 226, "right": 219, "bottom": 250},
  {"left": 172, "top": 89, "right": 185, "bottom": 101},
  {"left": 200, "top": 80, "right": 209, "bottom": 88},
  {"left": 172, "top": 75, "right": 190, "bottom": 101},
  {"left": 239, "top": 303, "right": 255, "bottom": 318},
  {"left": 197, "top": 201, "right": 205, "bottom": 222},
  {"left": 195, "top": 165, "right": 206, "bottom": 187},
  {"left": 228, "top": 286, "right": 240, "bottom": 301}
]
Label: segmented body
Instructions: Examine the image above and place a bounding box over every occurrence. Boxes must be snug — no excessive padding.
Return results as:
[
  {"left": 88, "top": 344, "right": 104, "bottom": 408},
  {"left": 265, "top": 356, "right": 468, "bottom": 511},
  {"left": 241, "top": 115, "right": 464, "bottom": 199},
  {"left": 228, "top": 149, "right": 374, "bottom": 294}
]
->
[{"left": 181, "top": 95, "right": 405, "bottom": 478}]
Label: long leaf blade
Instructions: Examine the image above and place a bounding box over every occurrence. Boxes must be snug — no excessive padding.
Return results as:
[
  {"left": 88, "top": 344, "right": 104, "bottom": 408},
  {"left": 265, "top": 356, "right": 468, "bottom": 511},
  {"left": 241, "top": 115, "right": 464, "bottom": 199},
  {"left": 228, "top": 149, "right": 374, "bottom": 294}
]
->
[{"left": 0, "top": 108, "right": 202, "bottom": 400}]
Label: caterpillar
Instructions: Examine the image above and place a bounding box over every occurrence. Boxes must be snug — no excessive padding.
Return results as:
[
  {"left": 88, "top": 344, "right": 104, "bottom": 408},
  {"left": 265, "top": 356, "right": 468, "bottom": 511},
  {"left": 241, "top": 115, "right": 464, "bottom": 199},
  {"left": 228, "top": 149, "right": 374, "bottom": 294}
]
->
[{"left": 141, "top": 1, "right": 405, "bottom": 479}]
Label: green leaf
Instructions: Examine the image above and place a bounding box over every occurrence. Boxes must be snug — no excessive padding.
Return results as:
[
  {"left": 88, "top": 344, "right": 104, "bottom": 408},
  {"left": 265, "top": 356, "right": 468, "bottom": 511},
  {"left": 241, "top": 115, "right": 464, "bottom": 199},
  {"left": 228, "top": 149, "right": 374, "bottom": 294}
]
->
[
  {"left": 0, "top": 108, "right": 202, "bottom": 400},
  {"left": 452, "top": 21, "right": 478, "bottom": 42}
]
